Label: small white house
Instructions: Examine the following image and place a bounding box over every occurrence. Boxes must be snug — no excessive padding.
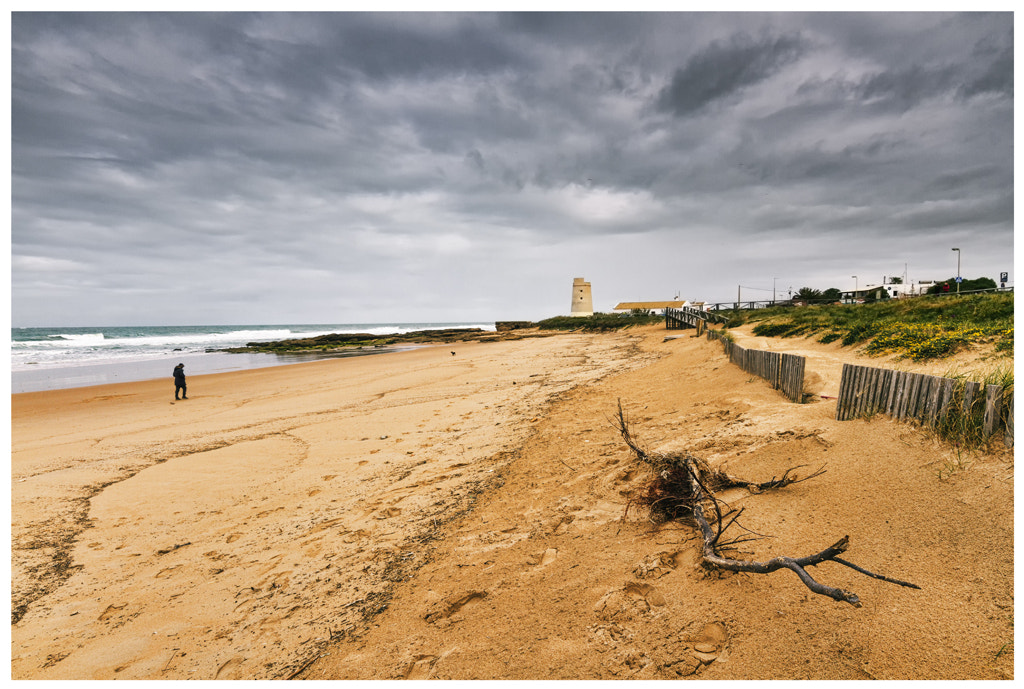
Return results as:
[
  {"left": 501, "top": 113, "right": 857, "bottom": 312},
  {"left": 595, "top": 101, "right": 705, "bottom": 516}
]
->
[
  {"left": 843, "top": 280, "right": 938, "bottom": 302},
  {"left": 613, "top": 300, "right": 697, "bottom": 314}
]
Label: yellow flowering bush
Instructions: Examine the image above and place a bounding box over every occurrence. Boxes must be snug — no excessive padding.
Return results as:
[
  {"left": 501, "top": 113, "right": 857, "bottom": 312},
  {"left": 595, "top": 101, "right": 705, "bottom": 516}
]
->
[
  {"left": 995, "top": 326, "right": 1013, "bottom": 353},
  {"left": 865, "top": 322, "right": 994, "bottom": 360}
]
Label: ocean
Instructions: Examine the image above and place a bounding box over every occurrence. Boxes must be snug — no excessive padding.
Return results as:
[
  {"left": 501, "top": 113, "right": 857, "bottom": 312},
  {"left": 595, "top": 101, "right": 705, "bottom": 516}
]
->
[{"left": 10, "top": 323, "right": 496, "bottom": 394}]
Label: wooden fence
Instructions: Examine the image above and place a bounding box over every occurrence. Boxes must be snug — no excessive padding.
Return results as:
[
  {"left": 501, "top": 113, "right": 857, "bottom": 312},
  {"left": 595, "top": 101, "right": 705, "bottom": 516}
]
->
[
  {"left": 835, "top": 363, "right": 1013, "bottom": 447},
  {"left": 706, "top": 329, "right": 806, "bottom": 403}
]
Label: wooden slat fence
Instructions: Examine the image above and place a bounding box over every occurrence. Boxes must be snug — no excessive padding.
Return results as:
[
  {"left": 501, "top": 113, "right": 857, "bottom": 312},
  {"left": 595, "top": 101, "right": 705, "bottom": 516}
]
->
[
  {"left": 836, "top": 363, "right": 1013, "bottom": 447},
  {"left": 706, "top": 329, "right": 806, "bottom": 403}
]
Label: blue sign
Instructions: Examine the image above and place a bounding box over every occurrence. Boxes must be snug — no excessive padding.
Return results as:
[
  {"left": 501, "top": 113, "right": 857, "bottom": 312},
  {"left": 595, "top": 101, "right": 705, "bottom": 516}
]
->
[
  {"left": 955, "top": 276, "right": 963, "bottom": 283},
  {"left": 1001, "top": 272, "right": 1008, "bottom": 282}
]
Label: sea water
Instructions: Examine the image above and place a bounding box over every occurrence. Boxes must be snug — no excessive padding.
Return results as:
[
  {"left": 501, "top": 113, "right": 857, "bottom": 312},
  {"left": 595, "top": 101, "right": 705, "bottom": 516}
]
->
[{"left": 11, "top": 323, "right": 495, "bottom": 393}]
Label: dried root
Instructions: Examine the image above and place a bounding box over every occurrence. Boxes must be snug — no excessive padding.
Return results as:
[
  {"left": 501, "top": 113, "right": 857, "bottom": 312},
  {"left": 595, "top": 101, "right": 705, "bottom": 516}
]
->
[{"left": 614, "top": 399, "right": 919, "bottom": 606}]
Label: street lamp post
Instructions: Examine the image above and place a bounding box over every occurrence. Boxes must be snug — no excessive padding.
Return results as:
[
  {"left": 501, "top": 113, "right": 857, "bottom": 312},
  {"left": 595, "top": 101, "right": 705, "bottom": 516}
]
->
[
  {"left": 852, "top": 275, "right": 857, "bottom": 301},
  {"left": 951, "top": 247, "right": 960, "bottom": 294}
]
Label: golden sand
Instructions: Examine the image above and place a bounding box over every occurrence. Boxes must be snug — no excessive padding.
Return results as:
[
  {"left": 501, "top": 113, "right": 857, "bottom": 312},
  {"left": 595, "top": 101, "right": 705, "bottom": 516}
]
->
[{"left": 11, "top": 327, "right": 1013, "bottom": 679}]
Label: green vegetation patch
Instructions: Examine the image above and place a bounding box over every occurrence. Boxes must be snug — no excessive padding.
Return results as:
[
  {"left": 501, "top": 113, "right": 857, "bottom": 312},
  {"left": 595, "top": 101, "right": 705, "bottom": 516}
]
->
[
  {"left": 865, "top": 323, "right": 989, "bottom": 361},
  {"left": 732, "top": 292, "right": 1013, "bottom": 361},
  {"left": 535, "top": 313, "right": 663, "bottom": 331},
  {"left": 752, "top": 322, "right": 810, "bottom": 338},
  {"left": 931, "top": 363, "right": 1014, "bottom": 449}
]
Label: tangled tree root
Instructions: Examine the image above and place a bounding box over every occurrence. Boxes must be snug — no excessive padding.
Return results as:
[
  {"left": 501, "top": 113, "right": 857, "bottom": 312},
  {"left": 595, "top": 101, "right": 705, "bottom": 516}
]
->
[{"left": 614, "top": 400, "right": 919, "bottom": 607}]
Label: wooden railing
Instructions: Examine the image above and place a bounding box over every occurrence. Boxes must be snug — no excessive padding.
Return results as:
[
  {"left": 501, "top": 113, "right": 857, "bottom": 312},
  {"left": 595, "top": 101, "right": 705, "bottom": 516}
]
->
[
  {"left": 706, "top": 329, "right": 806, "bottom": 403},
  {"left": 665, "top": 306, "right": 728, "bottom": 332}
]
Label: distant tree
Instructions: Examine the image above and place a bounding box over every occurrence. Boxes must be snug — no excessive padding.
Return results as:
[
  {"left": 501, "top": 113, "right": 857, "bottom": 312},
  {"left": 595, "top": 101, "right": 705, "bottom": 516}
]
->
[
  {"left": 926, "top": 277, "right": 997, "bottom": 294},
  {"left": 888, "top": 276, "right": 903, "bottom": 284},
  {"left": 822, "top": 288, "right": 843, "bottom": 302},
  {"left": 794, "top": 287, "right": 823, "bottom": 302}
]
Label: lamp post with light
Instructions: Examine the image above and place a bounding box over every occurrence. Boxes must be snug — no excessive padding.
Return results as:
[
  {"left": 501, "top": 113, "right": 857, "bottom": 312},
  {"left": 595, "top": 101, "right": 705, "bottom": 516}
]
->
[{"left": 951, "top": 248, "right": 960, "bottom": 294}]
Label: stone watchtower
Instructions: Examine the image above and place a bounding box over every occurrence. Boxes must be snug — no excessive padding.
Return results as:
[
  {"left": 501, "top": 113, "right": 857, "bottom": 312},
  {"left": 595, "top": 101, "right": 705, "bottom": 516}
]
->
[{"left": 570, "top": 277, "right": 594, "bottom": 317}]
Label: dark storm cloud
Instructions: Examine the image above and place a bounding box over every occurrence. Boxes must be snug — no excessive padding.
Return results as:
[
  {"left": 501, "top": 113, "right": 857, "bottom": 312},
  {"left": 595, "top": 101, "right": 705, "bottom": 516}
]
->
[
  {"left": 656, "top": 31, "right": 808, "bottom": 116},
  {"left": 10, "top": 12, "right": 1015, "bottom": 326}
]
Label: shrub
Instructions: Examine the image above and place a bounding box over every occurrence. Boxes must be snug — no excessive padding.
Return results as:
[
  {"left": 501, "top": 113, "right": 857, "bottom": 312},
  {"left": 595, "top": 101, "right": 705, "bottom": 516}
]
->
[
  {"left": 753, "top": 322, "right": 806, "bottom": 338},
  {"left": 841, "top": 324, "right": 878, "bottom": 346},
  {"left": 535, "top": 313, "right": 662, "bottom": 331},
  {"left": 995, "top": 326, "right": 1014, "bottom": 353}
]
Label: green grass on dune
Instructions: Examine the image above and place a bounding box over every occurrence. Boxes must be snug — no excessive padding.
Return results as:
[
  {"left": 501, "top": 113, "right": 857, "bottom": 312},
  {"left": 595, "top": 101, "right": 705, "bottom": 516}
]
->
[{"left": 723, "top": 292, "right": 1013, "bottom": 361}]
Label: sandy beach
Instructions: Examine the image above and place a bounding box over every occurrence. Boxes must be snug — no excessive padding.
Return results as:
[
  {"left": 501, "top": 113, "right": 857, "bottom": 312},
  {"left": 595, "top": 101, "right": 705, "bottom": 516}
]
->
[{"left": 11, "top": 326, "right": 1013, "bottom": 680}]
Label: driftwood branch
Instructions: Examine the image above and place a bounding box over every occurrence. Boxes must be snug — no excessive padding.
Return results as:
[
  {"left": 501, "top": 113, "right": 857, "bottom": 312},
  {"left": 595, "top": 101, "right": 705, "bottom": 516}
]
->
[{"left": 614, "top": 399, "right": 919, "bottom": 607}]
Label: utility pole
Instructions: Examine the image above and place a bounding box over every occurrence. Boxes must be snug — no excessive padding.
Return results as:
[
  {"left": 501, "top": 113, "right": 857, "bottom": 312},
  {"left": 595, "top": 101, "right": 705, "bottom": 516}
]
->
[{"left": 951, "top": 247, "right": 961, "bottom": 294}]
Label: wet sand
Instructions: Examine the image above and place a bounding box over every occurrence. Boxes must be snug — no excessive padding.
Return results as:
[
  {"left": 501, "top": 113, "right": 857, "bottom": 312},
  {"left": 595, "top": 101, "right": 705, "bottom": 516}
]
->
[{"left": 11, "top": 326, "right": 1014, "bottom": 679}]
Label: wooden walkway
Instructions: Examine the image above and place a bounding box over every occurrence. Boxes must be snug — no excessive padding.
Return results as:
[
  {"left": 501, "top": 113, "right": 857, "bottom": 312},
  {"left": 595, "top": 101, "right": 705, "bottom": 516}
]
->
[{"left": 665, "top": 306, "right": 728, "bottom": 332}]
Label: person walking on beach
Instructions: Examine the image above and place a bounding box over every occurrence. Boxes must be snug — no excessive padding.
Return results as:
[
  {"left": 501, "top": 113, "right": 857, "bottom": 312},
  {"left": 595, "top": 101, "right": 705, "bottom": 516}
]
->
[{"left": 173, "top": 363, "right": 187, "bottom": 400}]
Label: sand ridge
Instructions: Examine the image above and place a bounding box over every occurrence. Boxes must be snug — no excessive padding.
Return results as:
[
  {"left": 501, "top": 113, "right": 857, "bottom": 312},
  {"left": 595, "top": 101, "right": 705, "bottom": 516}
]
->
[{"left": 11, "top": 326, "right": 1014, "bottom": 679}]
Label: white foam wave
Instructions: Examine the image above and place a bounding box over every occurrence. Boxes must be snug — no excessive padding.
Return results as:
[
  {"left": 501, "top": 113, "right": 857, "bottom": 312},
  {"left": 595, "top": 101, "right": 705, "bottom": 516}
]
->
[
  {"left": 51, "top": 333, "right": 106, "bottom": 343},
  {"left": 10, "top": 323, "right": 497, "bottom": 371}
]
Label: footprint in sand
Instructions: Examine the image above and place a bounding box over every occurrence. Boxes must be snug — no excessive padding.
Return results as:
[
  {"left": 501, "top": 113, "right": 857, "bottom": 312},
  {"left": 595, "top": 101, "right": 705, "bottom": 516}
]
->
[
  {"left": 633, "top": 551, "right": 682, "bottom": 579},
  {"left": 686, "top": 621, "right": 729, "bottom": 664},
  {"left": 226, "top": 533, "right": 242, "bottom": 543},
  {"left": 526, "top": 548, "right": 558, "bottom": 568},
  {"left": 593, "top": 582, "right": 667, "bottom": 619},
  {"left": 214, "top": 656, "right": 245, "bottom": 680},
  {"left": 403, "top": 654, "right": 439, "bottom": 679},
  {"left": 624, "top": 581, "right": 667, "bottom": 607},
  {"left": 98, "top": 603, "right": 126, "bottom": 621},
  {"left": 423, "top": 591, "right": 487, "bottom": 624}
]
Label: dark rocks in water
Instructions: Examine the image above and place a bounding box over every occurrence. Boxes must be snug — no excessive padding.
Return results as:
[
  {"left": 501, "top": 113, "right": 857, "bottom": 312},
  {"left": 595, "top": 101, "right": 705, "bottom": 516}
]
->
[
  {"left": 495, "top": 321, "right": 534, "bottom": 331},
  {"left": 224, "top": 328, "right": 490, "bottom": 354}
]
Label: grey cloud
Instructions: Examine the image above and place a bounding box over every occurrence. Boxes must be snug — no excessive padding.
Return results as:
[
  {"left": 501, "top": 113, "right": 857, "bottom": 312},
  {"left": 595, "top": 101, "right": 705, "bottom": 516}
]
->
[
  {"left": 796, "top": 44, "right": 1011, "bottom": 112},
  {"left": 656, "top": 31, "right": 807, "bottom": 116},
  {"left": 959, "top": 45, "right": 1013, "bottom": 98},
  {"left": 10, "top": 13, "right": 1014, "bottom": 325}
]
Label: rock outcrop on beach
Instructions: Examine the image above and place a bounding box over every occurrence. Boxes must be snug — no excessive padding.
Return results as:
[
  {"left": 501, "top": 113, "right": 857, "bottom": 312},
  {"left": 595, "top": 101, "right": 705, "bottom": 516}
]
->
[
  {"left": 220, "top": 328, "right": 486, "bottom": 352},
  {"left": 217, "top": 327, "right": 557, "bottom": 354}
]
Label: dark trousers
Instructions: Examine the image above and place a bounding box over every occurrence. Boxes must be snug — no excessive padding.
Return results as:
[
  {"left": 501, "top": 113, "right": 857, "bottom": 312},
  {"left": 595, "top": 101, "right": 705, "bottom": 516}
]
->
[{"left": 175, "top": 383, "right": 186, "bottom": 399}]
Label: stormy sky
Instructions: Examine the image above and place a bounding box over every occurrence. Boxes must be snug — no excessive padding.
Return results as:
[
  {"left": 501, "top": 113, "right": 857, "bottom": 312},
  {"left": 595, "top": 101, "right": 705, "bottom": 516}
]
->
[{"left": 10, "top": 12, "right": 1015, "bottom": 327}]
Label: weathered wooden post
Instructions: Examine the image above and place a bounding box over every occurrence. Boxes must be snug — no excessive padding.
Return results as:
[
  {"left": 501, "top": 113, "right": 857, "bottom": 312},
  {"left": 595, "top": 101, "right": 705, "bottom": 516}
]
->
[
  {"left": 983, "top": 384, "right": 1004, "bottom": 439},
  {"left": 1005, "top": 394, "right": 1014, "bottom": 448}
]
